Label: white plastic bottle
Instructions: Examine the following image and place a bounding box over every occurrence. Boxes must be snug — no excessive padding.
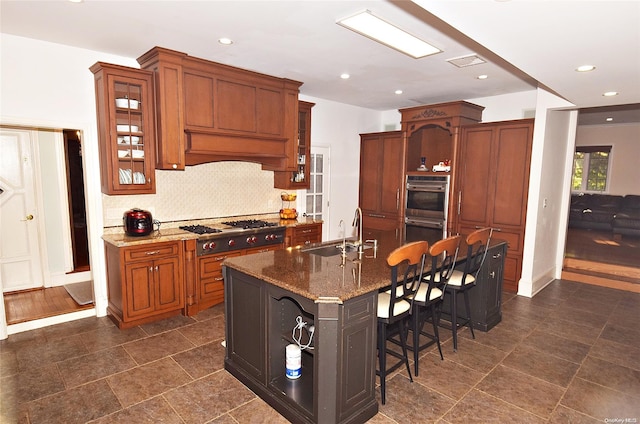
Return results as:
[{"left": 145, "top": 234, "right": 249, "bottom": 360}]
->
[{"left": 286, "top": 344, "right": 301, "bottom": 379}]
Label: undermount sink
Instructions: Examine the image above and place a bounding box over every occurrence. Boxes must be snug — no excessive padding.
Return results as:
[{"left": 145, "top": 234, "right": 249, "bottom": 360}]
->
[{"left": 302, "top": 243, "right": 371, "bottom": 257}]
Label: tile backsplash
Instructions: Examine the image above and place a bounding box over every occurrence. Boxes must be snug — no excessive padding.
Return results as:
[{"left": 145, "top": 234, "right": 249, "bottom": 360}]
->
[{"left": 102, "top": 161, "right": 288, "bottom": 227}]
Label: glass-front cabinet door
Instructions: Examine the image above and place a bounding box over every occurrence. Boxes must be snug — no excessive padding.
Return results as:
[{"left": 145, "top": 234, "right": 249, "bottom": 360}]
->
[{"left": 91, "top": 62, "right": 156, "bottom": 195}]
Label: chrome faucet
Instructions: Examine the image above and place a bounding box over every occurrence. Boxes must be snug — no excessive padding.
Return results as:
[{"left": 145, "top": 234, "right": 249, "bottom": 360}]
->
[
  {"left": 338, "top": 219, "right": 347, "bottom": 259},
  {"left": 352, "top": 207, "right": 364, "bottom": 253}
]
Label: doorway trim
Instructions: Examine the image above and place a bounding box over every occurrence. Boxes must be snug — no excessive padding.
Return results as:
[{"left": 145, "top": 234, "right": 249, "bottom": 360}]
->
[{"left": 0, "top": 115, "right": 105, "bottom": 339}]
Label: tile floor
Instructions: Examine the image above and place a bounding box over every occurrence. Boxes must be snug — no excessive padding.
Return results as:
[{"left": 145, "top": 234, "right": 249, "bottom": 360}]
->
[{"left": 1, "top": 279, "right": 639, "bottom": 423}]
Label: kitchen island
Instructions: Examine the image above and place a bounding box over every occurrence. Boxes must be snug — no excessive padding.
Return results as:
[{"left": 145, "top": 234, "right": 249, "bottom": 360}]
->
[{"left": 222, "top": 234, "right": 507, "bottom": 423}]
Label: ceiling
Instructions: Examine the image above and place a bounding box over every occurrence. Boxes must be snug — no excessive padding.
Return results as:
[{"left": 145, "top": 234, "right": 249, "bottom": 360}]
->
[{"left": 1, "top": 0, "right": 639, "bottom": 125}]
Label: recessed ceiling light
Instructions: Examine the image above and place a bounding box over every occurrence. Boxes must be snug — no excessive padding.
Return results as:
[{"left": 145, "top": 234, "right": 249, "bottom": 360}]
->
[
  {"left": 218, "top": 37, "right": 233, "bottom": 45},
  {"left": 337, "top": 10, "right": 441, "bottom": 59},
  {"left": 603, "top": 91, "right": 619, "bottom": 97},
  {"left": 395, "top": 90, "right": 403, "bottom": 95},
  {"left": 477, "top": 74, "right": 488, "bottom": 80},
  {"left": 576, "top": 65, "right": 595, "bottom": 72},
  {"left": 606, "top": 117, "right": 614, "bottom": 122},
  {"left": 340, "top": 73, "right": 350, "bottom": 80}
]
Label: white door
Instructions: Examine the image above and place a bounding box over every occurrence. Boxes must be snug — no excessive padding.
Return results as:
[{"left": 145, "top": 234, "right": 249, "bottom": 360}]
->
[
  {"left": 0, "top": 128, "right": 44, "bottom": 292},
  {"left": 304, "top": 146, "right": 331, "bottom": 241}
]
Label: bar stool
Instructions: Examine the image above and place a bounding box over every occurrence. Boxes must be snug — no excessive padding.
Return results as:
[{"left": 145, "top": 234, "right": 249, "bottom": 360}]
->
[
  {"left": 445, "top": 228, "right": 492, "bottom": 352},
  {"left": 377, "top": 240, "right": 428, "bottom": 404},
  {"left": 409, "top": 235, "right": 461, "bottom": 376}
]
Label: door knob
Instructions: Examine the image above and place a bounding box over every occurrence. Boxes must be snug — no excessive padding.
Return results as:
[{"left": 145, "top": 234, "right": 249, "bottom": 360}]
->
[{"left": 22, "top": 214, "right": 34, "bottom": 221}]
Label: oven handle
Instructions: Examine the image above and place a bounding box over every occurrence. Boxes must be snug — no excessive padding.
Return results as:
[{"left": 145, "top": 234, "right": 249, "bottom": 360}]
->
[
  {"left": 405, "top": 217, "right": 444, "bottom": 229},
  {"left": 406, "top": 183, "right": 447, "bottom": 192}
]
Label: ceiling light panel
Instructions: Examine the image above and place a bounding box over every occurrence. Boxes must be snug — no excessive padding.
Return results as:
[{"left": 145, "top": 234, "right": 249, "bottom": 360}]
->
[{"left": 337, "top": 10, "right": 441, "bottom": 59}]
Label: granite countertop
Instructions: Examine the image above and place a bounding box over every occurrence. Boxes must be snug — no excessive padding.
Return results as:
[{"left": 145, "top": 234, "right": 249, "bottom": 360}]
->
[
  {"left": 223, "top": 239, "right": 392, "bottom": 303},
  {"left": 102, "top": 215, "right": 322, "bottom": 247},
  {"left": 223, "top": 235, "right": 506, "bottom": 303}
]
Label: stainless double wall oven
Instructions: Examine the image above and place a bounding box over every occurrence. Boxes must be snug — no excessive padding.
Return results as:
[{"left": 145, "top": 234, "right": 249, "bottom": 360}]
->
[{"left": 404, "top": 174, "right": 450, "bottom": 245}]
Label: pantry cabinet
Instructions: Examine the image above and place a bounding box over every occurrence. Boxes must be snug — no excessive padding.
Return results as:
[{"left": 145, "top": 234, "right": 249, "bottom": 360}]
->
[
  {"left": 105, "top": 240, "right": 184, "bottom": 328},
  {"left": 359, "top": 131, "right": 405, "bottom": 232},
  {"left": 455, "top": 119, "right": 534, "bottom": 292},
  {"left": 90, "top": 62, "right": 156, "bottom": 194}
]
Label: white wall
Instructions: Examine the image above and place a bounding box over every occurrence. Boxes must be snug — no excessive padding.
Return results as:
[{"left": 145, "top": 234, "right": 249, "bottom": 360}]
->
[
  {"left": 466, "top": 90, "right": 538, "bottom": 122},
  {"left": 575, "top": 124, "right": 640, "bottom": 195},
  {"left": 300, "top": 95, "right": 382, "bottom": 240}
]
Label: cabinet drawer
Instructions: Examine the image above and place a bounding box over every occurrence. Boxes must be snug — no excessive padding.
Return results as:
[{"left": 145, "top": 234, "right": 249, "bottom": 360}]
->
[
  {"left": 200, "top": 251, "right": 242, "bottom": 279},
  {"left": 201, "top": 277, "right": 224, "bottom": 297},
  {"left": 244, "top": 244, "right": 282, "bottom": 255},
  {"left": 124, "top": 242, "right": 180, "bottom": 262},
  {"left": 290, "top": 224, "right": 321, "bottom": 246}
]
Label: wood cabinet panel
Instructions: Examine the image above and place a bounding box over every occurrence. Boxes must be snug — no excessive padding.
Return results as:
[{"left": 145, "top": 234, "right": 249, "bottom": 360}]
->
[
  {"left": 217, "top": 79, "right": 257, "bottom": 132},
  {"left": 492, "top": 125, "right": 533, "bottom": 228},
  {"left": 125, "top": 262, "right": 154, "bottom": 318},
  {"left": 457, "top": 128, "right": 493, "bottom": 225},
  {"left": 155, "top": 257, "right": 183, "bottom": 310},
  {"left": 184, "top": 72, "right": 215, "bottom": 128},
  {"left": 256, "top": 87, "right": 283, "bottom": 135}
]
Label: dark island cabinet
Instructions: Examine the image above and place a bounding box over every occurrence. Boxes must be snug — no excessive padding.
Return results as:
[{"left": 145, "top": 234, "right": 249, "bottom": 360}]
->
[
  {"left": 223, "top": 267, "right": 378, "bottom": 424},
  {"left": 441, "top": 240, "right": 507, "bottom": 332}
]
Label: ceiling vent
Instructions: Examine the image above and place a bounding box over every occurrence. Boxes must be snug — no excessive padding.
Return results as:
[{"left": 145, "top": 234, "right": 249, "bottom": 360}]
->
[{"left": 447, "top": 54, "right": 486, "bottom": 68}]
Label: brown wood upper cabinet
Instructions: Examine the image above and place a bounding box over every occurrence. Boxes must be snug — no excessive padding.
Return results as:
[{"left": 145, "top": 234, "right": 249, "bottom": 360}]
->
[
  {"left": 90, "top": 62, "right": 156, "bottom": 195},
  {"left": 137, "top": 46, "right": 302, "bottom": 172},
  {"left": 274, "top": 100, "right": 314, "bottom": 189}
]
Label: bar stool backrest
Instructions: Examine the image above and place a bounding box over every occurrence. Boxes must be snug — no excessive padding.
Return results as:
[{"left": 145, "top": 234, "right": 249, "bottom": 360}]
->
[
  {"left": 425, "top": 235, "right": 461, "bottom": 297},
  {"left": 386, "top": 240, "right": 429, "bottom": 318},
  {"left": 462, "top": 228, "right": 493, "bottom": 283}
]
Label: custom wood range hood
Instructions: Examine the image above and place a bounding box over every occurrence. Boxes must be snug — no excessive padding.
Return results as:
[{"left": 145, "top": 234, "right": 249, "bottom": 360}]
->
[{"left": 136, "top": 46, "right": 303, "bottom": 172}]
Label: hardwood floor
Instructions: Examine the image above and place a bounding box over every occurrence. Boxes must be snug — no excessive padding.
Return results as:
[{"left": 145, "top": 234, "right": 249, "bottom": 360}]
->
[
  {"left": 563, "top": 227, "right": 640, "bottom": 292},
  {"left": 4, "top": 286, "right": 93, "bottom": 325}
]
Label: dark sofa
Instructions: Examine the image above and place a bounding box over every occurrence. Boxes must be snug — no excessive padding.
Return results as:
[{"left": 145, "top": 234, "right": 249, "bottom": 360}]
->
[
  {"left": 569, "top": 193, "right": 640, "bottom": 237},
  {"left": 612, "top": 195, "right": 640, "bottom": 237}
]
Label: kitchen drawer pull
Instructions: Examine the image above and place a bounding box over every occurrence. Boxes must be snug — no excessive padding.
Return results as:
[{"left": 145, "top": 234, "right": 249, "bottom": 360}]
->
[
  {"left": 145, "top": 250, "right": 161, "bottom": 255},
  {"left": 215, "top": 256, "right": 228, "bottom": 261},
  {"left": 214, "top": 277, "right": 224, "bottom": 281},
  {"left": 301, "top": 229, "right": 313, "bottom": 233},
  {"left": 368, "top": 213, "right": 386, "bottom": 218}
]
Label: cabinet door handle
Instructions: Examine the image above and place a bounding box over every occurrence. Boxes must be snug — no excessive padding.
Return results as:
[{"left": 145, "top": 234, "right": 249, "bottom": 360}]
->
[
  {"left": 302, "top": 229, "right": 312, "bottom": 233},
  {"left": 304, "top": 240, "right": 311, "bottom": 244},
  {"left": 396, "top": 188, "right": 400, "bottom": 211},
  {"left": 154, "top": 266, "right": 159, "bottom": 272},
  {"left": 489, "top": 271, "right": 496, "bottom": 278},
  {"left": 458, "top": 191, "right": 462, "bottom": 216},
  {"left": 145, "top": 250, "right": 160, "bottom": 255},
  {"left": 149, "top": 266, "right": 153, "bottom": 273},
  {"left": 214, "top": 277, "right": 224, "bottom": 281},
  {"left": 493, "top": 253, "right": 502, "bottom": 259}
]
